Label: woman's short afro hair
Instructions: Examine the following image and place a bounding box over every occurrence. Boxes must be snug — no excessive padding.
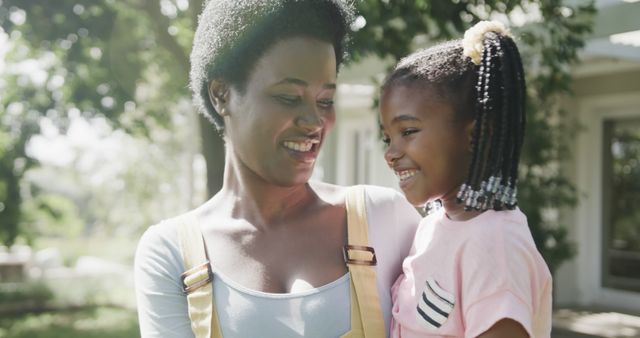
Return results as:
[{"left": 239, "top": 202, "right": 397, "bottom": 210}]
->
[{"left": 189, "top": 0, "right": 354, "bottom": 131}]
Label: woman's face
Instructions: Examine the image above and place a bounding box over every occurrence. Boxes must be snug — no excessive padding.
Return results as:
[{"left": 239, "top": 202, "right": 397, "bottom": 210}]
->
[
  {"left": 380, "top": 84, "right": 473, "bottom": 206},
  {"left": 223, "top": 37, "right": 337, "bottom": 187}
]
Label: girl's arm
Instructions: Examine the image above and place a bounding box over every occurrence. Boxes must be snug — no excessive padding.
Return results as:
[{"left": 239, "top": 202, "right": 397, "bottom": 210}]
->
[{"left": 477, "top": 318, "right": 529, "bottom": 338}]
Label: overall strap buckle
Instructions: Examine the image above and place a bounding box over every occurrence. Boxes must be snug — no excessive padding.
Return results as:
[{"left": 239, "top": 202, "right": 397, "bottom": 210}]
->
[
  {"left": 180, "top": 261, "right": 213, "bottom": 294},
  {"left": 343, "top": 245, "right": 377, "bottom": 266}
]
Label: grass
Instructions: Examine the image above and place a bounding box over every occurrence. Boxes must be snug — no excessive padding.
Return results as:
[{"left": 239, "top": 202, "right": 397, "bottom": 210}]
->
[{"left": 0, "top": 306, "right": 139, "bottom": 338}]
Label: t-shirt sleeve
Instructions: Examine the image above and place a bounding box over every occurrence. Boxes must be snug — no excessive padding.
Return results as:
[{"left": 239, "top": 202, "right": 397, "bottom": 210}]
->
[
  {"left": 365, "top": 186, "right": 421, "bottom": 272},
  {"left": 464, "top": 289, "right": 533, "bottom": 338},
  {"left": 363, "top": 185, "right": 421, "bottom": 334},
  {"left": 134, "top": 224, "right": 195, "bottom": 338},
  {"left": 391, "top": 189, "right": 422, "bottom": 257},
  {"left": 459, "top": 219, "right": 549, "bottom": 338}
]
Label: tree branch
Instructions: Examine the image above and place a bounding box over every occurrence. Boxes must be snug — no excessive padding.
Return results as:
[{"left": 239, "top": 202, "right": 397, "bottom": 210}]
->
[{"left": 141, "top": 0, "right": 190, "bottom": 74}]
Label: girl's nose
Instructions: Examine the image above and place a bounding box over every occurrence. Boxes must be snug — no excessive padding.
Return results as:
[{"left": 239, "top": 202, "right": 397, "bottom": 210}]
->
[{"left": 384, "top": 142, "right": 402, "bottom": 167}]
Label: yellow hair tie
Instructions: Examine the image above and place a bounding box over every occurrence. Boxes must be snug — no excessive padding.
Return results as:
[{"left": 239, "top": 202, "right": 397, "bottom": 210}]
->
[{"left": 462, "top": 20, "right": 512, "bottom": 65}]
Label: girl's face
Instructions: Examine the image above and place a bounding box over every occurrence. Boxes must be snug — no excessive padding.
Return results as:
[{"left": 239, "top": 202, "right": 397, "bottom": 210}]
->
[
  {"left": 222, "top": 37, "right": 337, "bottom": 187},
  {"left": 380, "top": 84, "right": 474, "bottom": 206}
]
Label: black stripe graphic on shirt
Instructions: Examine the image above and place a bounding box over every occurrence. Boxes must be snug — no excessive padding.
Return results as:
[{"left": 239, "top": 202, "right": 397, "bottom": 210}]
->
[
  {"left": 426, "top": 281, "right": 454, "bottom": 307},
  {"left": 416, "top": 305, "right": 442, "bottom": 328},
  {"left": 422, "top": 292, "right": 449, "bottom": 319}
]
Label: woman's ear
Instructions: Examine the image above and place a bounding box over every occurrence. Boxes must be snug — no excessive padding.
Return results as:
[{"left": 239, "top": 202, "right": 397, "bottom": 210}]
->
[{"left": 208, "top": 79, "right": 230, "bottom": 117}]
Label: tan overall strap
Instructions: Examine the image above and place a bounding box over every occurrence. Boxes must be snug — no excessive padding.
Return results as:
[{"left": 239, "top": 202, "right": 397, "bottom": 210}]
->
[
  {"left": 341, "top": 278, "right": 363, "bottom": 338},
  {"left": 176, "top": 213, "right": 222, "bottom": 338},
  {"left": 344, "top": 185, "right": 386, "bottom": 338}
]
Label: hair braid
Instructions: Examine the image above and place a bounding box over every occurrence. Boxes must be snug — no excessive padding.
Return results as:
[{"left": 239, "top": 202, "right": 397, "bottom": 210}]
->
[
  {"left": 503, "top": 36, "right": 527, "bottom": 208},
  {"left": 460, "top": 38, "right": 493, "bottom": 210},
  {"left": 463, "top": 25, "right": 526, "bottom": 211},
  {"left": 481, "top": 34, "right": 507, "bottom": 210},
  {"left": 473, "top": 39, "right": 500, "bottom": 209}
]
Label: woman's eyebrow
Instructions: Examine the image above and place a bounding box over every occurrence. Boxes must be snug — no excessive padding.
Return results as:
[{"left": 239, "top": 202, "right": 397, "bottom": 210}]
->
[{"left": 274, "top": 78, "right": 336, "bottom": 89}]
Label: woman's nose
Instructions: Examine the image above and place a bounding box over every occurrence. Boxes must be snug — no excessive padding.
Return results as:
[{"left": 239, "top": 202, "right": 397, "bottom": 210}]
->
[{"left": 296, "top": 106, "right": 323, "bottom": 132}]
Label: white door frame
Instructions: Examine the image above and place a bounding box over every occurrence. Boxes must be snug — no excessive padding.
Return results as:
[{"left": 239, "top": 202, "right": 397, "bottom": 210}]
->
[{"left": 575, "top": 92, "right": 640, "bottom": 310}]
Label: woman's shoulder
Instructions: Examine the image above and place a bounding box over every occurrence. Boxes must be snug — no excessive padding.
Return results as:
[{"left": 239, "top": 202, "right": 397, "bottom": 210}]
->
[
  {"left": 138, "top": 213, "right": 190, "bottom": 246},
  {"left": 311, "top": 182, "right": 416, "bottom": 210},
  {"left": 134, "top": 212, "right": 195, "bottom": 273},
  {"left": 309, "top": 181, "right": 401, "bottom": 201},
  {"left": 361, "top": 184, "right": 404, "bottom": 201}
]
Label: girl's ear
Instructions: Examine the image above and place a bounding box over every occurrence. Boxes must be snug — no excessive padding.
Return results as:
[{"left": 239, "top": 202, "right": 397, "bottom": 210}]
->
[
  {"left": 208, "top": 79, "right": 230, "bottom": 117},
  {"left": 465, "top": 120, "right": 476, "bottom": 152}
]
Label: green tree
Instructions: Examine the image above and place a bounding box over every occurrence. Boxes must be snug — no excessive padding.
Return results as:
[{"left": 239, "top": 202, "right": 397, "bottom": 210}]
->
[
  {"left": 0, "top": 51, "right": 41, "bottom": 246},
  {"left": 0, "top": 0, "right": 216, "bottom": 245},
  {"left": 0, "top": 114, "right": 34, "bottom": 246}
]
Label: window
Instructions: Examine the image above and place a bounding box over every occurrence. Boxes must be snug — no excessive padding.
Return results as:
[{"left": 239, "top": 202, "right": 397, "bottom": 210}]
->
[{"left": 602, "top": 118, "right": 640, "bottom": 292}]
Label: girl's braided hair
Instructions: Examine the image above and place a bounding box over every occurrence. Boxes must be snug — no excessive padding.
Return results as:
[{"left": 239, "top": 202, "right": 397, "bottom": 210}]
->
[{"left": 382, "top": 21, "right": 526, "bottom": 211}]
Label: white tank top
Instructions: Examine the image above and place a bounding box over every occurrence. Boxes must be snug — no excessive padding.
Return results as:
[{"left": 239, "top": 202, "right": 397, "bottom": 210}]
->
[{"left": 213, "top": 271, "right": 351, "bottom": 337}]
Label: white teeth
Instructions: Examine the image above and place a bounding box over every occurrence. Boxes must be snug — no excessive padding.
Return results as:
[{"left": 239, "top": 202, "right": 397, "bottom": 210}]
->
[
  {"left": 395, "top": 170, "right": 418, "bottom": 181},
  {"left": 284, "top": 141, "right": 313, "bottom": 152}
]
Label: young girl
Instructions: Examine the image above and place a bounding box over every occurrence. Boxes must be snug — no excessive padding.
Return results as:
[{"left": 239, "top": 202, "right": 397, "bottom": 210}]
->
[{"left": 379, "top": 21, "right": 552, "bottom": 338}]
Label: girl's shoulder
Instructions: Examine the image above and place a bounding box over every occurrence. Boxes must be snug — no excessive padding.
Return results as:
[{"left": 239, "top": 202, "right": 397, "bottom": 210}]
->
[
  {"left": 435, "top": 207, "right": 530, "bottom": 238},
  {"left": 423, "top": 208, "right": 543, "bottom": 267},
  {"left": 473, "top": 208, "right": 534, "bottom": 245},
  {"left": 454, "top": 208, "right": 551, "bottom": 278}
]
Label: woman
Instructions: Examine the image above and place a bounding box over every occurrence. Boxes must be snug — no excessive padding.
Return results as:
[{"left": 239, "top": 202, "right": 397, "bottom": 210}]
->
[{"left": 134, "top": 1, "right": 420, "bottom": 337}]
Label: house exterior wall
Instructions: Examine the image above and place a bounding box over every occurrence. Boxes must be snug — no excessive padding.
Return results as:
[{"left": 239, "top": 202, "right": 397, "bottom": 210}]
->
[{"left": 555, "top": 68, "right": 640, "bottom": 312}]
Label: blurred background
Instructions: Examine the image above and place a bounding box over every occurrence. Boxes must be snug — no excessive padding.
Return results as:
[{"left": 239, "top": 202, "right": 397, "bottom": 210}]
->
[{"left": 0, "top": 0, "right": 638, "bottom": 337}]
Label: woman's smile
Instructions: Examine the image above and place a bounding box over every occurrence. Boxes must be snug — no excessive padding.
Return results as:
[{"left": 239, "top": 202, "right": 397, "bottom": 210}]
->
[{"left": 282, "top": 137, "right": 321, "bottom": 164}]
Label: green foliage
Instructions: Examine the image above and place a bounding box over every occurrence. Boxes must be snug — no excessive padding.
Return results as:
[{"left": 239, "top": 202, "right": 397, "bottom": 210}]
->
[
  {"left": 22, "top": 193, "right": 84, "bottom": 239},
  {"left": 353, "top": 0, "right": 524, "bottom": 61},
  {"left": 516, "top": 2, "right": 596, "bottom": 273},
  {"left": 0, "top": 0, "right": 204, "bottom": 241},
  {"left": 0, "top": 0, "right": 197, "bottom": 134}
]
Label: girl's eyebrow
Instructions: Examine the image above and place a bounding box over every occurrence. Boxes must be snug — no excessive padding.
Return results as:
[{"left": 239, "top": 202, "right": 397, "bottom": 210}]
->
[
  {"left": 380, "top": 115, "right": 421, "bottom": 131},
  {"left": 390, "top": 115, "right": 421, "bottom": 124}
]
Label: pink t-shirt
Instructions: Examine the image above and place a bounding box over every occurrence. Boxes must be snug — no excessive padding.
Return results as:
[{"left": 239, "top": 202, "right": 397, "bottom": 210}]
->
[{"left": 391, "top": 207, "right": 552, "bottom": 338}]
